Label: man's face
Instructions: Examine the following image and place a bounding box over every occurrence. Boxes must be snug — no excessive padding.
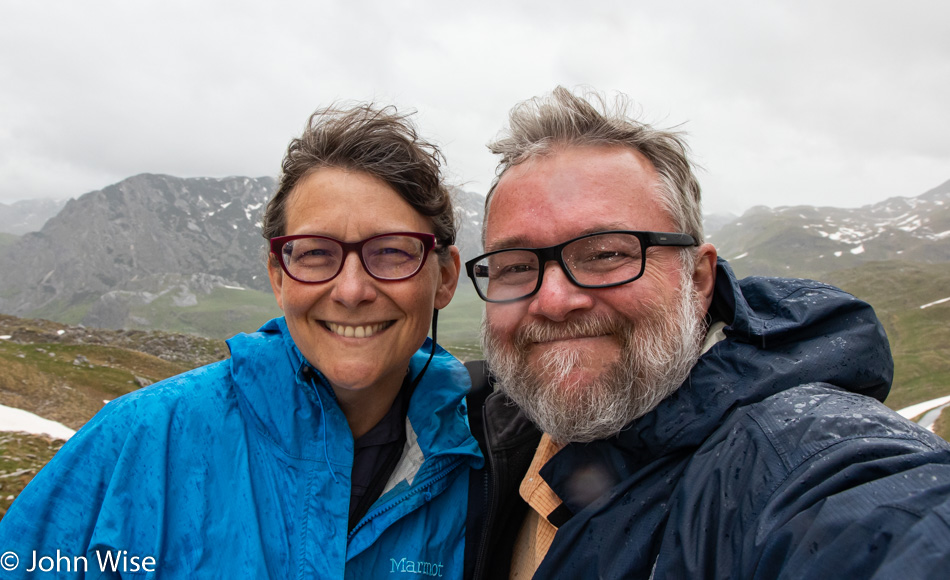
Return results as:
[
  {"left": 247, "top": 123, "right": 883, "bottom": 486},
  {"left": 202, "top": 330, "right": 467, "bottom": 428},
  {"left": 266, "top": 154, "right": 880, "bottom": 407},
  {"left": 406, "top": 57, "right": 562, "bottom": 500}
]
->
[{"left": 481, "top": 145, "right": 715, "bottom": 442}]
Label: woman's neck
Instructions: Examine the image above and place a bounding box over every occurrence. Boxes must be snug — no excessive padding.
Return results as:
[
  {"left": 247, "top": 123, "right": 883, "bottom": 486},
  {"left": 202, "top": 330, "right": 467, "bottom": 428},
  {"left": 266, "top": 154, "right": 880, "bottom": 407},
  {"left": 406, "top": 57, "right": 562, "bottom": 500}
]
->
[{"left": 332, "top": 374, "right": 407, "bottom": 439}]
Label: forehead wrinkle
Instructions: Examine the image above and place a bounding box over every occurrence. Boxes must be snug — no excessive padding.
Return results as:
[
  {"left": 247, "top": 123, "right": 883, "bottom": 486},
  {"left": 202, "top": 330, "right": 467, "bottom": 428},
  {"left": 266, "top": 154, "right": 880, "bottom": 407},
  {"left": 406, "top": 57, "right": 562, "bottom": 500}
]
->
[{"left": 485, "top": 221, "right": 635, "bottom": 252}]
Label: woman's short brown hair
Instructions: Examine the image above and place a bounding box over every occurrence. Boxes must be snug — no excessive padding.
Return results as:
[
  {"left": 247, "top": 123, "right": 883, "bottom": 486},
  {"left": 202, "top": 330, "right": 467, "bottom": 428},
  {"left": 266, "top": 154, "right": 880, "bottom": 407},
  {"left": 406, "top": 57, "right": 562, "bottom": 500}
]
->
[{"left": 262, "top": 103, "right": 456, "bottom": 255}]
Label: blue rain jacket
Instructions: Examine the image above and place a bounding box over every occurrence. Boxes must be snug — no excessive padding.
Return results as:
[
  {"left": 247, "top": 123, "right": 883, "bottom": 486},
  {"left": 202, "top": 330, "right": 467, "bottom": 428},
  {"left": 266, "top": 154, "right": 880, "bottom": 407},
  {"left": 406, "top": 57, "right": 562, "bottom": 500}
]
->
[
  {"left": 0, "top": 317, "right": 483, "bottom": 578},
  {"left": 470, "top": 259, "right": 950, "bottom": 579}
]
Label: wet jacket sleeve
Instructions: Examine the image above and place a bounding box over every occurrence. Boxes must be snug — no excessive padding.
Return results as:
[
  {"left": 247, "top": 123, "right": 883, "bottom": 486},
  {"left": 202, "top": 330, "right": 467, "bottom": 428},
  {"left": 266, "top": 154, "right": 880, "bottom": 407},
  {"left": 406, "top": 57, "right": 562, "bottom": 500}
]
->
[{"left": 659, "top": 384, "right": 950, "bottom": 579}]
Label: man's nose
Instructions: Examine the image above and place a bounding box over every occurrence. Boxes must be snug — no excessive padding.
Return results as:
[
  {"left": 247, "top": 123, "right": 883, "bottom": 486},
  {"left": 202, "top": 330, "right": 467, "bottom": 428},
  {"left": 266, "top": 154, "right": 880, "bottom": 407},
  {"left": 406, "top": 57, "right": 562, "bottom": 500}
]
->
[
  {"left": 527, "top": 261, "right": 595, "bottom": 321},
  {"left": 330, "top": 251, "right": 378, "bottom": 306}
]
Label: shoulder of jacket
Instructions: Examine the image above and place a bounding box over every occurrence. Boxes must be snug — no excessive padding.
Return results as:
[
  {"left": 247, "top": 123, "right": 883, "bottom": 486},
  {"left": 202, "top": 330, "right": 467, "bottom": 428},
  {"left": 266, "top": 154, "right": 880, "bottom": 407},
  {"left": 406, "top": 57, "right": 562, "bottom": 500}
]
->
[
  {"left": 716, "top": 383, "right": 947, "bottom": 473},
  {"left": 88, "top": 359, "right": 236, "bottom": 435}
]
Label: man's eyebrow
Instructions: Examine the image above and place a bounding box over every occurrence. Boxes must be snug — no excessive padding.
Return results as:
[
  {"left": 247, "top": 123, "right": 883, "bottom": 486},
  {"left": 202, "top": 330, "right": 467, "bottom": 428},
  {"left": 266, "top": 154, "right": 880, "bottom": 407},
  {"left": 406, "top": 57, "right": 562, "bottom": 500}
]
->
[
  {"left": 484, "top": 235, "right": 533, "bottom": 252},
  {"left": 485, "top": 223, "right": 634, "bottom": 252}
]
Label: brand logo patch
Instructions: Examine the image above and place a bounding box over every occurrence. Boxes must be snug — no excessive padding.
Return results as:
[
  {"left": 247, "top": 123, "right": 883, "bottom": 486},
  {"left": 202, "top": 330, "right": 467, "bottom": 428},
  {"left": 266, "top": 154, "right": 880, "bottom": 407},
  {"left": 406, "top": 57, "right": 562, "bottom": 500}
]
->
[{"left": 389, "top": 557, "right": 444, "bottom": 577}]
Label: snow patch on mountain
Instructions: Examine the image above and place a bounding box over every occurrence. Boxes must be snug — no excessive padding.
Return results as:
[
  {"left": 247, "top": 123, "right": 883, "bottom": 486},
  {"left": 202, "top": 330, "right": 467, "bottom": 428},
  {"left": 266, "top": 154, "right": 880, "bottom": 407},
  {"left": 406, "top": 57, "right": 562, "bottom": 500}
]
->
[{"left": 0, "top": 404, "right": 75, "bottom": 440}]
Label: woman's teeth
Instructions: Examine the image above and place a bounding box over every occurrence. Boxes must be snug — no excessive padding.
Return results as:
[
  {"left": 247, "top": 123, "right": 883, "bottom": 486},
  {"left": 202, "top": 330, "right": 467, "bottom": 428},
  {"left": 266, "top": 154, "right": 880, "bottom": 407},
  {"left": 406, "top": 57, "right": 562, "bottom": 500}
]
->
[{"left": 325, "top": 321, "right": 388, "bottom": 338}]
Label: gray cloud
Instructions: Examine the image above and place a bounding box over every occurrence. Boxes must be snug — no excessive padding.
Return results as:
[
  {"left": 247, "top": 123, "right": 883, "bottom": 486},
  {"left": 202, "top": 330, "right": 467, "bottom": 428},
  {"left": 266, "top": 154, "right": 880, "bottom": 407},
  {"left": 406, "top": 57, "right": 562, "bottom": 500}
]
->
[{"left": 1, "top": 0, "right": 947, "bottom": 216}]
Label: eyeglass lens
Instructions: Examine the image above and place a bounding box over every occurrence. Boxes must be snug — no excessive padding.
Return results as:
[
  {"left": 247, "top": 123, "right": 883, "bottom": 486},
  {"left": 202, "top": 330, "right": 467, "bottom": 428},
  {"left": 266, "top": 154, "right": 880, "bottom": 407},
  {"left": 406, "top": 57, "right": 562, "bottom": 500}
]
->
[
  {"left": 281, "top": 235, "right": 428, "bottom": 282},
  {"left": 472, "top": 232, "right": 644, "bottom": 301}
]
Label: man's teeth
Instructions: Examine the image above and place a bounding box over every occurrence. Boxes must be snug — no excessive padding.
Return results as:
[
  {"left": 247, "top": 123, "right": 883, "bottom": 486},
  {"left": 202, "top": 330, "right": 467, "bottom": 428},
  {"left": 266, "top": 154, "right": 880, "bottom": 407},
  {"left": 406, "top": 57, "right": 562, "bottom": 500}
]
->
[{"left": 326, "top": 322, "right": 387, "bottom": 338}]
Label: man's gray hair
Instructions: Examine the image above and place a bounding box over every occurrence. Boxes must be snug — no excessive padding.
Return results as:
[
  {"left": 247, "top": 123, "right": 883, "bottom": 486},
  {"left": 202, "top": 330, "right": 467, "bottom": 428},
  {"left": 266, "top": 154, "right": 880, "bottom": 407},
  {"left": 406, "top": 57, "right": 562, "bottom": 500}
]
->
[{"left": 485, "top": 86, "right": 704, "bottom": 247}]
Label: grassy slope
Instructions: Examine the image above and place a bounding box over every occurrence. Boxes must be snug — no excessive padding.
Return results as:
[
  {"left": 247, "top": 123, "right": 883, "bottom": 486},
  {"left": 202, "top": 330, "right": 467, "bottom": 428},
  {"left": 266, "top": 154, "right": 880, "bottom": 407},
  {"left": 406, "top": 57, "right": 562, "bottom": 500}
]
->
[
  {"left": 0, "top": 340, "right": 192, "bottom": 429},
  {"left": 29, "top": 287, "right": 284, "bottom": 339},
  {"left": 133, "top": 286, "right": 283, "bottom": 338},
  {"left": 437, "top": 283, "right": 484, "bottom": 362},
  {"left": 0, "top": 433, "right": 64, "bottom": 520},
  {"left": 823, "top": 261, "right": 950, "bottom": 411},
  {"left": 934, "top": 409, "right": 950, "bottom": 441}
]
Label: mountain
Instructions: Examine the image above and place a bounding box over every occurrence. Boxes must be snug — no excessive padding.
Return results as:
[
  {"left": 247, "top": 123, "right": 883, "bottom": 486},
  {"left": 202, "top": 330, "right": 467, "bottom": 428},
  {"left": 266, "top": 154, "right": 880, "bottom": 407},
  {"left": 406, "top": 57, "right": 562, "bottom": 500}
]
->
[
  {"left": 0, "top": 174, "right": 278, "bottom": 333},
  {"left": 703, "top": 211, "right": 739, "bottom": 237},
  {"left": 2, "top": 171, "right": 948, "bottom": 340},
  {"left": 710, "top": 179, "right": 950, "bottom": 279},
  {"left": 452, "top": 186, "right": 485, "bottom": 264},
  {"left": 0, "top": 175, "right": 489, "bottom": 337},
  {"left": 0, "top": 198, "right": 68, "bottom": 235}
]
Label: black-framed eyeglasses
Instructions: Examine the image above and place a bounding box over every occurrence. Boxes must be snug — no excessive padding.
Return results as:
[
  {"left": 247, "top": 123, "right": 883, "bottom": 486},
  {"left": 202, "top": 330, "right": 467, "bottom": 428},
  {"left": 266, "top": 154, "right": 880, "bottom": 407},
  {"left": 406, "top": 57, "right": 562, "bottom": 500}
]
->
[
  {"left": 465, "top": 230, "right": 697, "bottom": 303},
  {"left": 270, "top": 232, "right": 436, "bottom": 283}
]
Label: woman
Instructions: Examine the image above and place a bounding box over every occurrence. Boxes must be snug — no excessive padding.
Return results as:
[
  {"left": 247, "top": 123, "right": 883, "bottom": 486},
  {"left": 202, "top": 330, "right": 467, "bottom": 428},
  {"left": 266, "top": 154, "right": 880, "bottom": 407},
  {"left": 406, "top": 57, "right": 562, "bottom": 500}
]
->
[{"left": 0, "top": 104, "right": 483, "bottom": 578}]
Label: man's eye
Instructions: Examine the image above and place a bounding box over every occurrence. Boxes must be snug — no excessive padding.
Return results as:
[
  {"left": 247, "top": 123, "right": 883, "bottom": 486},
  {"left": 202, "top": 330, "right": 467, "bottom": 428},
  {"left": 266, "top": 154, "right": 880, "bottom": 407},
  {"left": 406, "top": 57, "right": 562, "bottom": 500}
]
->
[
  {"left": 497, "top": 263, "right": 536, "bottom": 275},
  {"left": 584, "top": 250, "right": 636, "bottom": 263},
  {"left": 576, "top": 250, "right": 639, "bottom": 271}
]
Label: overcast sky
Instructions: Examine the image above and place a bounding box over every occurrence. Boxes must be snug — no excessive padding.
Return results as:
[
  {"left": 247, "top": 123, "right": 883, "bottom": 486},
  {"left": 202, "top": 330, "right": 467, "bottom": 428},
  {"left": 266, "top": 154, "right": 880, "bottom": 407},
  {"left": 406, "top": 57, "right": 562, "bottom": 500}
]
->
[{"left": 1, "top": 0, "right": 947, "bottom": 216}]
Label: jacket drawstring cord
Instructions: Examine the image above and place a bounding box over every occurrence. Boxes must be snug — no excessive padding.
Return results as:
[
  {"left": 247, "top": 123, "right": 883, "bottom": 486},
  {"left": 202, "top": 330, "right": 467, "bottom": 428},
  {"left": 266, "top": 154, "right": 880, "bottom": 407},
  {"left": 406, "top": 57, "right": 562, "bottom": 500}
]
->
[
  {"left": 310, "top": 374, "right": 340, "bottom": 484},
  {"left": 407, "top": 309, "right": 439, "bottom": 396}
]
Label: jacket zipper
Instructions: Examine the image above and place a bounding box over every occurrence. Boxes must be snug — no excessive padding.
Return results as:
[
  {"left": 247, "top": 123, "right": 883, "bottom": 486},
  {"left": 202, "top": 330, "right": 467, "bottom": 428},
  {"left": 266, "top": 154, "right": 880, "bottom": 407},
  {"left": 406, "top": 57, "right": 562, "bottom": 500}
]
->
[
  {"left": 347, "top": 456, "right": 466, "bottom": 542},
  {"left": 472, "top": 411, "right": 497, "bottom": 580}
]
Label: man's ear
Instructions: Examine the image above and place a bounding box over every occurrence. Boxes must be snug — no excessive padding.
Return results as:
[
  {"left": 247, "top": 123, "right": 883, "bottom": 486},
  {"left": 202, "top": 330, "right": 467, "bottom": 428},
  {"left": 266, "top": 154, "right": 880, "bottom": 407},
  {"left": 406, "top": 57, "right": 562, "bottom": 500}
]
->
[
  {"left": 692, "top": 243, "right": 718, "bottom": 311},
  {"left": 434, "top": 246, "right": 461, "bottom": 310},
  {"left": 267, "top": 255, "right": 285, "bottom": 311}
]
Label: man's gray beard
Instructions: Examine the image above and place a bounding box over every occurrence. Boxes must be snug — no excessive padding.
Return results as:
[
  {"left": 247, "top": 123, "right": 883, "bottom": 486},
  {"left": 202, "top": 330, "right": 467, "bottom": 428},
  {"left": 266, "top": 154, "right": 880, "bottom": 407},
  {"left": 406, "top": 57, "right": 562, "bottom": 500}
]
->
[{"left": 482, "top": 271, "right": 707, "bottom": 444}]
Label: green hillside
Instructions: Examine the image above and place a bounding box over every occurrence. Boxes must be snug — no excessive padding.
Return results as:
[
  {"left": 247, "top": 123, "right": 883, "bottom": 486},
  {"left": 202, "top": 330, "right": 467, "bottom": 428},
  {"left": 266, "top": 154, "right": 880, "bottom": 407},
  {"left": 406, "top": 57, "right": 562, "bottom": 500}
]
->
[
  {"left": 29, "top": 286, "right": 283, "bottom": 340},
  {"left": 823, "top": 261, "right": 950, "bottom": 412},
  {"left": 0, "top": 433, "right": 64, "bottom": 521},
  {"left": 438, "top": 283, "right": 484, "bottom": 361},
  {"left": 131, "top": 286, "right": 283, "bottom": 338}
]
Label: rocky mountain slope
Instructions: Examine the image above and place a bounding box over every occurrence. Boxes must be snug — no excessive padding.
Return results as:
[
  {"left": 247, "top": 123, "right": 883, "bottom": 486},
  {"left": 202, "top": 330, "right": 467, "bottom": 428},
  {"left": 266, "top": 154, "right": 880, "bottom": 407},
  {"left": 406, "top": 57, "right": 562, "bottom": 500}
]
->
[
  {"left": 0, "top": 198, "right": 67, "bottom": 235},
  {"left": 0, "top": 174, "right": 276, "bottom": 318},
  {"left": 711, "top": 179, "right": 950, "bottom": 278}
]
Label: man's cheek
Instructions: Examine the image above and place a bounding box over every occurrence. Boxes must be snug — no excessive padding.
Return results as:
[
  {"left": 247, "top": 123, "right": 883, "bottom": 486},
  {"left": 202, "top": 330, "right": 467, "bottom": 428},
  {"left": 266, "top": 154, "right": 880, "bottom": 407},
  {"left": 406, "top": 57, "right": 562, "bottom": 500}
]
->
[{"left": 485, "top": 308, "right": 522, "bottom": 343}]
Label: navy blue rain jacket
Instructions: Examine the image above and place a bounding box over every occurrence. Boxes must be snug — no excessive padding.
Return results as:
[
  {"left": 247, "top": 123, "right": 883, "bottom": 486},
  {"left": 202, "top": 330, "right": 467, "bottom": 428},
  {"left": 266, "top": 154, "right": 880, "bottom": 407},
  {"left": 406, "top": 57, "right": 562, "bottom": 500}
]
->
[{"left": 468, "top": 259, "right": 950, "bottom": 579}]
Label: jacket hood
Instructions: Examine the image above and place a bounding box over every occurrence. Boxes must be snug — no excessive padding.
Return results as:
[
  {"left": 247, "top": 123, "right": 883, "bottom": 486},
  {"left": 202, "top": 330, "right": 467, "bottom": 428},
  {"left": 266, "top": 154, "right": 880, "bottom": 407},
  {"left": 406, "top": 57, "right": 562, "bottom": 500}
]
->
[
  {"left": 226, "top": 317, "right": 482, "bottom": 469},
  {"left": 544, "top": 259, "right": 893, "bottom": 495}
]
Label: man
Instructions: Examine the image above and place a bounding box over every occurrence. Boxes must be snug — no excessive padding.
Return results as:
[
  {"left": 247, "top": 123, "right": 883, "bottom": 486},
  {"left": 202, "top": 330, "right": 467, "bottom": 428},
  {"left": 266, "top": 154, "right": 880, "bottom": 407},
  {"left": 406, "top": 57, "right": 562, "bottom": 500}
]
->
[{"left": 463, "top": 87, "right": 950, "bottom": 579}]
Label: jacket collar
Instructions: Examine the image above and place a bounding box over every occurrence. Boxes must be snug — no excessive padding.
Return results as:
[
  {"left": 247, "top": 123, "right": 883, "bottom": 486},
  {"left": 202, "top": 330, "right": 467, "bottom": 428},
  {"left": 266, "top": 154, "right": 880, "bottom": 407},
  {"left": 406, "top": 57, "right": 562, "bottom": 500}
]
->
[{"left": 226, "top": 317, "right": 482, "bottom": 468}]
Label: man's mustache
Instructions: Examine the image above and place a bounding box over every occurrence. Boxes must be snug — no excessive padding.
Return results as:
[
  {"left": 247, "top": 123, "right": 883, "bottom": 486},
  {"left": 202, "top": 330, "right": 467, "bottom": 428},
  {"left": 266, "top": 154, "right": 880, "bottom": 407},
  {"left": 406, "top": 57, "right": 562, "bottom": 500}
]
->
[{"left": 513, "top": 314, "right": 629, "bottom": 349}]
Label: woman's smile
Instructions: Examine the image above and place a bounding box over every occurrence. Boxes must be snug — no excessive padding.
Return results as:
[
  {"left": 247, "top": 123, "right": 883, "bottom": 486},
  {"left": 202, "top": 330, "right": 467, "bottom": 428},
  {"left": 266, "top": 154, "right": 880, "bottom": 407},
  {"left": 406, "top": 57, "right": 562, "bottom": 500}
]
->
[{"left": 322, "top": 320, "right": 395, "bottom": 338}]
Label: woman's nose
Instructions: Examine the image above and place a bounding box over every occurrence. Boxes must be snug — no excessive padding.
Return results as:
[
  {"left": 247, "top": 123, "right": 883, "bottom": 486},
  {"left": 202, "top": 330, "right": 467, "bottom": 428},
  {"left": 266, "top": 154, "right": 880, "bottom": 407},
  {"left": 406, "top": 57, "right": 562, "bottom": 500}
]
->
[{"left": 330, "top": 251, "right": 378, "bottom": 306}]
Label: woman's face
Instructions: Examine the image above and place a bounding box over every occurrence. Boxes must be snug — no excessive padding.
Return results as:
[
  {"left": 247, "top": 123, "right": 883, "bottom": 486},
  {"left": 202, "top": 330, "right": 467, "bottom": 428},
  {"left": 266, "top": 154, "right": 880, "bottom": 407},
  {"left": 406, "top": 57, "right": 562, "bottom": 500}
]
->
[{"left": 268, "top": 167, "right": 459, "bottom": 400}]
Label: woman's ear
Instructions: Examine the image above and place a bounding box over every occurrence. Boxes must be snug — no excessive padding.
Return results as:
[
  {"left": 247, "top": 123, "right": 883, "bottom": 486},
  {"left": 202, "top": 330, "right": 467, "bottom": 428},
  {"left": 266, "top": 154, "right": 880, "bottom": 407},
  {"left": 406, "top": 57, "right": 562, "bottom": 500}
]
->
[
  {"left": 267, "top": 254, "right": 285, "bottom": 311},
  {"left": 434, "top": 246, "right": 461, "bottom": 310}
]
